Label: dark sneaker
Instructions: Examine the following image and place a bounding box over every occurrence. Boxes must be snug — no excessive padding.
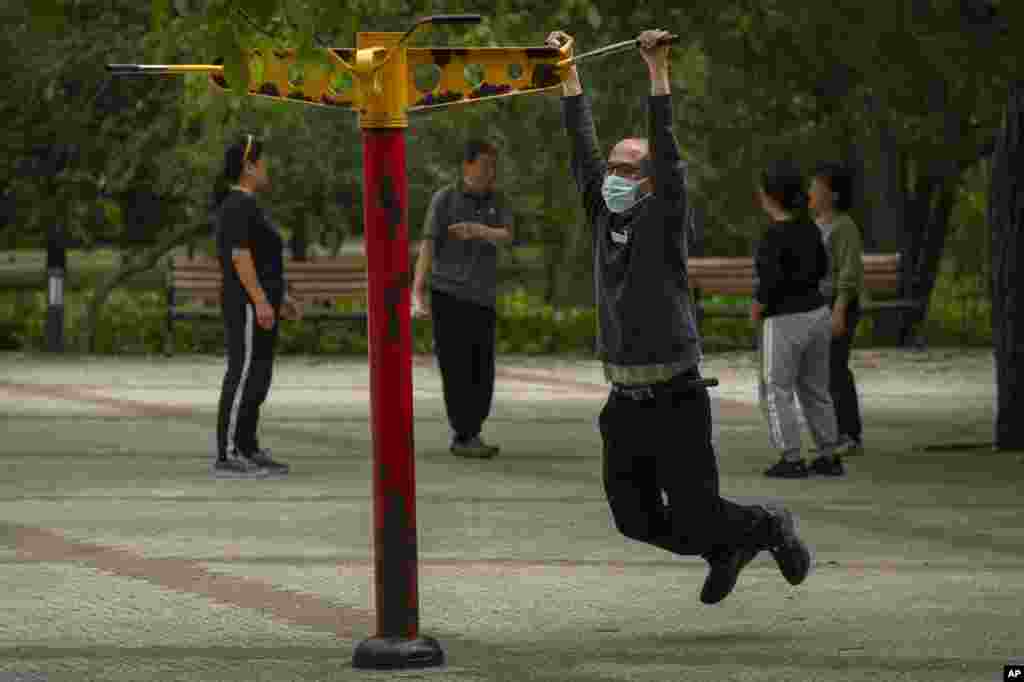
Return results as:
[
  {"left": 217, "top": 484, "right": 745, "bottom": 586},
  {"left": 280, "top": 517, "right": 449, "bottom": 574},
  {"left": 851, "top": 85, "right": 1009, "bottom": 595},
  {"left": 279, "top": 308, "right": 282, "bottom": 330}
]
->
[
  {"left": 700, "top": 545, "right": 760, "bottom": 605},
  {"left": 764, "top": 458, "right": 809, "bottom": 478},
  {"left": 765, "top": 506, "right": 812, "bottom": 586},
  {"left": 451, "top": 436, "right": 499, "bottom": 459},
  {"left": 842, "top": 438, "right": 864, "bottom": 457},
  {"left": 212, "top": 455, "right": 270, "bottom": 478},
  {"left": 809, "top": 454, "right": 845, "bottom": 476},
  {"left": 243, "top": 447, "right": 289, "bottom": 474}
]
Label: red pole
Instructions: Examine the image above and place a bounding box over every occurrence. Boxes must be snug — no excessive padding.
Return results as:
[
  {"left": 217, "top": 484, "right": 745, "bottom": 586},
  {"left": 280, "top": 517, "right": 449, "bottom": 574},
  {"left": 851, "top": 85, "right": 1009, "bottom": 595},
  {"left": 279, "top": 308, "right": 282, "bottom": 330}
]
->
[{"left": 352, "top": 128, "right": 443, "bottom": 669}]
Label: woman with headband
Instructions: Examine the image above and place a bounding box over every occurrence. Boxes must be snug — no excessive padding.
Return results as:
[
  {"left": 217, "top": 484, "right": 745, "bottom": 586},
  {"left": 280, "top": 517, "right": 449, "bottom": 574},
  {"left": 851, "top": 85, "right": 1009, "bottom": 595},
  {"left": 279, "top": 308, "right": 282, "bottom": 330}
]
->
[{"left": 211, "top": 134, "right": 299, "bottom": 477}]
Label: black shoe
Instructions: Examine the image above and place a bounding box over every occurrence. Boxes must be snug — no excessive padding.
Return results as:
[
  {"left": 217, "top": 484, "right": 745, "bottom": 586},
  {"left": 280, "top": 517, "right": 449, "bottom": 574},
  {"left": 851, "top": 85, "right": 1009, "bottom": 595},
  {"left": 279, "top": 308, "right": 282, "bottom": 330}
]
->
[
  {"left": 764, "top": 506, "right": 811, "bottom": 586},
  {"left": 764, "top": 458, "right": 809, "bottom": 478},
  {"left": 842, "top": 438, "right": 865, "bottom": 457},
  {"left": 450, "top": 436, "right": 499, "bottom": 459},
  {"left": 700, "top": 545, "right": 760, "bottom": 605},
  {"left": 243, "top": 447, "right": 289, "bottom": 474},
  {"left": 809, "top": 454, "right": 845, "bottom": 476},
  {"left": 212, "top": 455, "right": 270, "bottom": 478}
]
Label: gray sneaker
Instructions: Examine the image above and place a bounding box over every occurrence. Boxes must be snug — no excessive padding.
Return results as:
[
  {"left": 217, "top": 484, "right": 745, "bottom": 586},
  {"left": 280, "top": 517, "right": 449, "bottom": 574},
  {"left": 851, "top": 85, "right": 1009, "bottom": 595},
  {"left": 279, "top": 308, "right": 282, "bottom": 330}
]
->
[
  {"left": 212, "top": 454, "right": 270, "bottom": 478},
  {"left": 450, "top": 436, "right": 499, "bottom": 459}
]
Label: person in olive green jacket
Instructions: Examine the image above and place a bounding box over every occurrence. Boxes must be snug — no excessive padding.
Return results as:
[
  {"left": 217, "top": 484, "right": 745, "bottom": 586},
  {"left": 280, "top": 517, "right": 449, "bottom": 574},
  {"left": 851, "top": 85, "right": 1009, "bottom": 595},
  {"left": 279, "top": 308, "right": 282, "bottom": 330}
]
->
[{"left": 809, "top": 163, "right": 865, "bottom": 455}]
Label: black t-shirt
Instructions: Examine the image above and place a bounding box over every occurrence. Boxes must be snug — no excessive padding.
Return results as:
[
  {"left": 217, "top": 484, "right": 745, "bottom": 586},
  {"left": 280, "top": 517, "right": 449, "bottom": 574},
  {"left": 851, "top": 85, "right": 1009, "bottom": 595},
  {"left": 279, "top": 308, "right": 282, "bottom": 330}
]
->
[
  {"left": 754, "top": 217, "right": 828, "bottom": 318},
  {"left": 215, "top": 190, "right": 285, "bottom": 307}
]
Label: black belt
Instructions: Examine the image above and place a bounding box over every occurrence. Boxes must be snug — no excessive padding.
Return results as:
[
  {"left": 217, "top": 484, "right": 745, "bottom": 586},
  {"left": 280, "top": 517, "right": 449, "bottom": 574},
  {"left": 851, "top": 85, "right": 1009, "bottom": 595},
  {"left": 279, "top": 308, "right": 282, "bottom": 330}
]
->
[{"left": 611, "top": 372, "right": 719, "bottom": 401}]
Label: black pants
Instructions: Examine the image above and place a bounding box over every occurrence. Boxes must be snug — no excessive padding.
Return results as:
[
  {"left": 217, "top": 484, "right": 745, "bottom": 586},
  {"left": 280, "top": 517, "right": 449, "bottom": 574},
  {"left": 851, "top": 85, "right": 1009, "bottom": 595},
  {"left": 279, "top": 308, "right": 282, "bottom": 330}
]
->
[
  {"left": 430, "top": 288, "right": 496, "bottom": 441},
  {"left": 829, "top": 297, "right": 862, "bottom": 442},
  {"left": 599, "top": 368, "right": 778, "bottom": 561},
  {"left": 217, "top": 300, "right": 279, "bottom": 458}
]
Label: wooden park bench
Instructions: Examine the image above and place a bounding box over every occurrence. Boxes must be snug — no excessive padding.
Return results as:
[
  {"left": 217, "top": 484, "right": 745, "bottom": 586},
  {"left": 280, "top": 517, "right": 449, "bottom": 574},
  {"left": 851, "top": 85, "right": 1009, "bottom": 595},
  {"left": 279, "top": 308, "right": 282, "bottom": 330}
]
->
[
  {"left": 688, "top": 252, "right": 927, "bottom": 347},
  {"left": 164, "top": 252, "right": 383, "bottom": 355}
]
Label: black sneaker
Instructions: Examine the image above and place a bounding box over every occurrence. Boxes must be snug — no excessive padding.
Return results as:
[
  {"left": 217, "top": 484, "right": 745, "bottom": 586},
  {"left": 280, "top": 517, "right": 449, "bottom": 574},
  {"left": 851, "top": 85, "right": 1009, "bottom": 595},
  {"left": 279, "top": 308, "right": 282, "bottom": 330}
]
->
[
  {"left": 842, "top": 438, "right": 865, "bottom": 457},
  {"left": 243, "top": 447, "right": 289, "bottom": 474},
  {"left": 450, "top": 436, "right": 499, "bottom": 459},
  {"left": 764, "top": 506, "right": 812, "bottom": 586},
  {"left": 212, "top": 455, "right": 270, "bottom": 478},
  {"left": 809, "top": 454, "right": 845, "bottom": 477},
  {"left": 764, "top": 458, "right": 809, "bottom": 478},
  {"left": 700, "top": 545, "right": 760, "bottom": 605}
]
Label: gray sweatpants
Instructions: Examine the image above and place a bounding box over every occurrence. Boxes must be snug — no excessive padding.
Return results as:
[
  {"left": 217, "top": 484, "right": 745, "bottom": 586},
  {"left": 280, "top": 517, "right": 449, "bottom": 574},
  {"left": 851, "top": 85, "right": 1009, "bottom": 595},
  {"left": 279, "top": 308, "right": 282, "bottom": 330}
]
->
[{"left": 758, "top": 305, "right": 839, "bottom": 459}]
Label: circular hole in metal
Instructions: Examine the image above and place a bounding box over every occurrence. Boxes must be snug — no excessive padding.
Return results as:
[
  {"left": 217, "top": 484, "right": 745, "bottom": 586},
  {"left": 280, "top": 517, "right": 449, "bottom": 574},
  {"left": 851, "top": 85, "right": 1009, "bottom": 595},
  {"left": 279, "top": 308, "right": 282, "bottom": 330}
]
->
[
  {"left": 507, "top": 63, "right": 523, "bottom": 80},
  {"left": 288, "top": 63, "right": 305, "bottom": 88},
  {"left": 329, "top": 69, "right": 353, "bottom": 95},
  {"left": 463, "top": 63, "right": 485, "bottom": 88},
  {"left": 413, "top": 63, "right": 442, "bottom": 93}
]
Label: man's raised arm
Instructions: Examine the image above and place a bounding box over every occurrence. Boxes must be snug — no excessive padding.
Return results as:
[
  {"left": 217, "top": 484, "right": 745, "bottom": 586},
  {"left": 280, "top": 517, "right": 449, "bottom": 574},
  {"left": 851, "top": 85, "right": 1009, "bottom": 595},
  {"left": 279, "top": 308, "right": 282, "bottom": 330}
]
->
[
  {"left": 547, "top": 31, "right": 606, "bottom": 218},
  {"left": 640, "top": 29, "right": 686, "bottom": 212}
]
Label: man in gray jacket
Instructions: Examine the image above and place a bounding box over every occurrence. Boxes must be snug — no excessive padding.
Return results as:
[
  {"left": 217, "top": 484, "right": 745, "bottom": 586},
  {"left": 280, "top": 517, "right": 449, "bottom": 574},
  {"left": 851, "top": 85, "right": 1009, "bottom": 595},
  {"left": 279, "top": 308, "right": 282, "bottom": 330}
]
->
[
  {"left": 549, "top": 28, "right": 812, "bottom": 605},
  {"left": 412, "top": 140, "right": 514, "bottom": 458}
]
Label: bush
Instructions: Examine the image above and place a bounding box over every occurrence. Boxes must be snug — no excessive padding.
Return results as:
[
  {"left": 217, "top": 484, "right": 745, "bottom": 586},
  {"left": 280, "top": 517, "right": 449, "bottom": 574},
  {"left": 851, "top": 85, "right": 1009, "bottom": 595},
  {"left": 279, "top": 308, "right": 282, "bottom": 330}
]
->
[
  {"left": 915, "top": 263, "right": 992, "bottom": 347},
  {"left": 0, "top": 261, "right": 993, "bottom": 355}
]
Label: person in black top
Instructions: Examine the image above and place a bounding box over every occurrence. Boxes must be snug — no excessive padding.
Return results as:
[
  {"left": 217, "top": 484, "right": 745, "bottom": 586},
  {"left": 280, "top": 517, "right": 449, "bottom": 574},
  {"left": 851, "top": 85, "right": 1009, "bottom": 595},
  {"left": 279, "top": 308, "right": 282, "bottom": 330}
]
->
[
  {"left": 549, "top": 29, "right": 811, "bottom": 606},
  {"left": 751, "top": 160, "right": 845, "bottom": 478},
  {"left": 211, "top": 134, "right": 300, "bottom": 477}
]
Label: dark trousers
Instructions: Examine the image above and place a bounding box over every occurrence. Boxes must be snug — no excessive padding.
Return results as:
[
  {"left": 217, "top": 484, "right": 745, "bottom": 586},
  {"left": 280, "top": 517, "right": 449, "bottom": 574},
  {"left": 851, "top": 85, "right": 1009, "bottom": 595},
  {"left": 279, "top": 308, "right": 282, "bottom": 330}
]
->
[
  {"left": 830, "top": 297, "right": 863, "bottom": 442},
  {"left": 430, "top": 288, "right": 496, "bottom": 441},
  {"left": 599, "top": 368, "right": 778, "bottom": 561},
  {"left": 217, "top": 300, "right": 279, "bottom": 458}
]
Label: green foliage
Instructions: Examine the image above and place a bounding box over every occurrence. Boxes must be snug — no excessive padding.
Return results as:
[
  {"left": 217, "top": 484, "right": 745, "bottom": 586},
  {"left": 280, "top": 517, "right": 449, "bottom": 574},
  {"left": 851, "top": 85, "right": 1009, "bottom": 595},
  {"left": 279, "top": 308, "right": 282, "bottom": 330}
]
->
[
  {"left": 24, "top": 0, "right": 66, "bottom": 34},
  {"left": 0, "top": 262, "right": 996, "bottom": 356},
  {"left": 0, "top": 284, "right": 599, "bottom": 355},
  {"left": 7, "top": 0, "right": 1018, "bottom": 355},
  {"left": 916, "top": 261, "right": 992, "bottom": 347}
]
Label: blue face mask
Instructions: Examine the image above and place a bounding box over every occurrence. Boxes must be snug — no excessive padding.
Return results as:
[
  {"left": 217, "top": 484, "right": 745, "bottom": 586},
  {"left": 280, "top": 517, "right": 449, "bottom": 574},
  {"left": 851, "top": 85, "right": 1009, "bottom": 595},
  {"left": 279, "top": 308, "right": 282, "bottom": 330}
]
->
[{"left": 602, "top": 174, "right": 643, "bottom": 214}]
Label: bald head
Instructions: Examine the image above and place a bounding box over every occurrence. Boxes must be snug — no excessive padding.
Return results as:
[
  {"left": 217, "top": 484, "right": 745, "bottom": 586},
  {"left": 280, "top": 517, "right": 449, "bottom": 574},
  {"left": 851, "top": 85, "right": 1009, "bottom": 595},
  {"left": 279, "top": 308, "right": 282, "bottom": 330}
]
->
[
  {"left": 610, "top": 138, "right": 649, "bottom": 166},
  {"left": 607, "top": 138, "right": 653, "bottom": 194}
]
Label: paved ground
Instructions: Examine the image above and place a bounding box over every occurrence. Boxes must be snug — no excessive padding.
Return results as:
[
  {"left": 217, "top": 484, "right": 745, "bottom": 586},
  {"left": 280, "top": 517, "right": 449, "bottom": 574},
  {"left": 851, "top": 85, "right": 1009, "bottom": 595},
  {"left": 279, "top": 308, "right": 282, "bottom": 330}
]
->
[{"left": 0, "top": 348, "right": 1020, "bottom": 682}]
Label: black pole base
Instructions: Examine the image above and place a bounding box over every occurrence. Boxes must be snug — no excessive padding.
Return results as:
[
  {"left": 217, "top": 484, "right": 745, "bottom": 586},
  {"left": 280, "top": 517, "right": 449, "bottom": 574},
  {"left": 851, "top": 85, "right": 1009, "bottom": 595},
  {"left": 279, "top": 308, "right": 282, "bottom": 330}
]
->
[{"left": 352, "top": 635, "right": 444, "bottom": 670}]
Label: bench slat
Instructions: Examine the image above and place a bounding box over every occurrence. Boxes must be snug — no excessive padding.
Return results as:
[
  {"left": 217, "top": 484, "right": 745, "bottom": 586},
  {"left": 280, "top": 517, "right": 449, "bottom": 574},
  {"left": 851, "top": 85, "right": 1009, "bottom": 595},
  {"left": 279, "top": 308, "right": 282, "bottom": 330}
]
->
[
  {"left": 173, "top": 275, "right": 368, "bottom": 286},
  {"left": 687, "top": 252, "right": 903, "bottom": 299}
]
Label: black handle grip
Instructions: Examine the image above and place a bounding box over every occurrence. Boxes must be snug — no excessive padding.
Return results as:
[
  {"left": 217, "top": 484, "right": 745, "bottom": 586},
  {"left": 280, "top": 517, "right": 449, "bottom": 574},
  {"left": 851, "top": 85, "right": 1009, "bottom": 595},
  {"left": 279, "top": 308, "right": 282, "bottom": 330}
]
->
[
  {"left": 106, "top": 64, "right": 143, "bottom": 73},
  {"left": 422, "top": 14, "right": 482, "bottom": 25}
]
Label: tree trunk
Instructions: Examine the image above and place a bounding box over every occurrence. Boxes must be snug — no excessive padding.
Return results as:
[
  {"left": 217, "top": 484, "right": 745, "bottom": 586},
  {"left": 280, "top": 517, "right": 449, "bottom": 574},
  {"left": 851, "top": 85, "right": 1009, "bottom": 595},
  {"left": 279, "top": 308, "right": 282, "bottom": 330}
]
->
[
  {"left": 903, "top": 178, "right": 957, "bottom": 344},
  {"left": 78, "top": 218, "right": 212, "bottom": 353},
  {"left": 291, "top": 215, "right": 308, "bottom": 261},
  {"left": 867, "top": 93, "right": 963, "bottom": 347},
  {"left": 841, "top": 134, "right": 875, "bottom": 250},
  {"left": 867, "top": 94, "right": 910, "bottom": 343},
  {"left": 988, "top": 80, "right": 1024, "bottom": 451}
]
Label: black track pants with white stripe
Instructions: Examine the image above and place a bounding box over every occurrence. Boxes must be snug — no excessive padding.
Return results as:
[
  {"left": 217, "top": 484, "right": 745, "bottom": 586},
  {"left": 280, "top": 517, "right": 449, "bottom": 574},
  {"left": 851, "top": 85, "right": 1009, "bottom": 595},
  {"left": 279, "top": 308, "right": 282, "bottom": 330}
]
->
[{"left": 217, "top": 301, "right": 279, "bottom": 458}]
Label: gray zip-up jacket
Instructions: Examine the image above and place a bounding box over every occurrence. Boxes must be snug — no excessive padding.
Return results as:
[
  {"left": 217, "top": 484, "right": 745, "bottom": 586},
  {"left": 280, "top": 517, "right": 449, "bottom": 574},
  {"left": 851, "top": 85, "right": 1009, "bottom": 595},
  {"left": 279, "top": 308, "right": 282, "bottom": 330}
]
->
[{"left": 562, "top": 93, "right": 700, "bottom": 386}]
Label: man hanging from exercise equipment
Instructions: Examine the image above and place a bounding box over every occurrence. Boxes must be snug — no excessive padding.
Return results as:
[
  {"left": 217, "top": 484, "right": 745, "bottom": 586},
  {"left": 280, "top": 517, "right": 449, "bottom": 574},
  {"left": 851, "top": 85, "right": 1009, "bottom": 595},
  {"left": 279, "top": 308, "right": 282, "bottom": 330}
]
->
[{"left": 547, "top": 28, "right": 812, "bottom": 604}]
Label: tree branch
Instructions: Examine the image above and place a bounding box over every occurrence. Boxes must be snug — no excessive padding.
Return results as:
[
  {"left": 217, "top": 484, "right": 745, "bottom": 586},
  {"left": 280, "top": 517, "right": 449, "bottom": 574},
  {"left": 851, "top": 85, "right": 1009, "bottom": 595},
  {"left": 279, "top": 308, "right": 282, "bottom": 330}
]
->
[{"left": 233, "top": 7, "right": 288, "bottom": 46}]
